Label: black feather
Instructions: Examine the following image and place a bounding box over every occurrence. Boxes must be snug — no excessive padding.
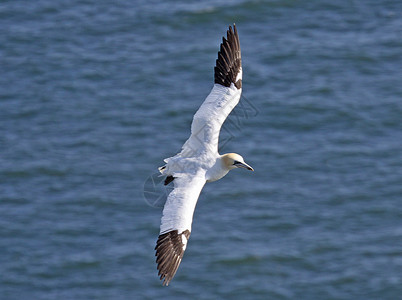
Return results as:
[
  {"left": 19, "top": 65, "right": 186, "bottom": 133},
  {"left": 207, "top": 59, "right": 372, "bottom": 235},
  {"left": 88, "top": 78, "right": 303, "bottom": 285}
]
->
[{"left": 214, "top": 24, "right": 242, "bottom": 89}]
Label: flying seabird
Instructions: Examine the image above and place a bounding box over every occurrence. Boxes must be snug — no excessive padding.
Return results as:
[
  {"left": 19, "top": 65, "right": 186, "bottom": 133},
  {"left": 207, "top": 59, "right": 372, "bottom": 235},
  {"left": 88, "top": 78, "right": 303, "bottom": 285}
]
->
[{"left": 155, "top": 24, "right": 253, "bottom": 286}]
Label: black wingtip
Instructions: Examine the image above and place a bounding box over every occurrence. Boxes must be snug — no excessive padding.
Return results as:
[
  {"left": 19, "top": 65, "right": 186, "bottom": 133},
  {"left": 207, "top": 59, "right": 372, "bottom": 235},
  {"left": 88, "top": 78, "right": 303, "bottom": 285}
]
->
[
  {"left": 214, "top": 24, "right": 242, "bottom": 89},
  {"left": 155, "top": 230, "right": 191, "bottom": 286}
]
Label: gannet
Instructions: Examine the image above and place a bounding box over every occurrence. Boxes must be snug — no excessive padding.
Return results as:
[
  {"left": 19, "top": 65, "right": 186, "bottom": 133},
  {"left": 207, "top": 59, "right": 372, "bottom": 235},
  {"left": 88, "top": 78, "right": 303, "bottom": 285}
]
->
[{"left": 155, "top": 24, "right": 253, "bottom": 286}]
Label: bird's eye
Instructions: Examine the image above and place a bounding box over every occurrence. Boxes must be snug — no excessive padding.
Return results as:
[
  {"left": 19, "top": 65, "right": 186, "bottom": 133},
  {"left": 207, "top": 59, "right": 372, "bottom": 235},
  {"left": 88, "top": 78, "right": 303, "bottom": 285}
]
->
[{"left": 233, "top": 161, "right": 239, "bottom": 165}]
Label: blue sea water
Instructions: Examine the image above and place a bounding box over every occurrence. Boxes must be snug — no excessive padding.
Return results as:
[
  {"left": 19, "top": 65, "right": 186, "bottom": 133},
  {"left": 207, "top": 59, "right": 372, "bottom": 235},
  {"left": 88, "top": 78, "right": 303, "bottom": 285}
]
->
[{"left": 1, "top": 0, "right": 402, "bottom": 299}]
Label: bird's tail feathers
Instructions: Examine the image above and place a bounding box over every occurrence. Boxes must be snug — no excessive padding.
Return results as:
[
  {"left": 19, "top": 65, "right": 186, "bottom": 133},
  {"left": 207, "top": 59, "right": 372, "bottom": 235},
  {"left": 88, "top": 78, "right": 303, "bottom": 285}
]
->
[{"left": 158, "top": 165, "right": 166, "bottom": 175}]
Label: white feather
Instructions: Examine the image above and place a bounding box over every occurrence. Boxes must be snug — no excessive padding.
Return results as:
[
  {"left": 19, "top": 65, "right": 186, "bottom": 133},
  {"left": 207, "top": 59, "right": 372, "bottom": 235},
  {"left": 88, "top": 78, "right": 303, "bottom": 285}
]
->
[
  {"left": 159, "top": 81, "right": 242, "bottom": 235},
  {"left": 180, "top": 81, "right": 242, "bottom": 156},
  {"left": 160, "top": 170, "right": 206, "bottom": 234}
]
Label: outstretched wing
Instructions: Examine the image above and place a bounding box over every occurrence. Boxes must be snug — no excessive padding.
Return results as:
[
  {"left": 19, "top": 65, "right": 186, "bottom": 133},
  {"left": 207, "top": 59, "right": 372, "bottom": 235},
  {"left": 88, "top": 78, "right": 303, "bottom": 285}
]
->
[
  {"left": 181, "top": 24, "right": 242, "bottom": 156},
  {"left": 155, "top": 171, "right": 206, "bottom": 286}
]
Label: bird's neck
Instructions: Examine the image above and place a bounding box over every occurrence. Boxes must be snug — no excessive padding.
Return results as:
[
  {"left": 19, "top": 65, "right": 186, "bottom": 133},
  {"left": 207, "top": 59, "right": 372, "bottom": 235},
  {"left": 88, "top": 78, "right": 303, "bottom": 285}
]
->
[{"left": 206, "top": 156, "right": 230, "bottom": 182}]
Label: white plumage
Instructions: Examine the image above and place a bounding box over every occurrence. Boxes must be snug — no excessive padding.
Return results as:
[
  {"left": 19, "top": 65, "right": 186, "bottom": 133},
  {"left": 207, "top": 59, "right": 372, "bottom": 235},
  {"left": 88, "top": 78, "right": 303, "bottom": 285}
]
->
[
  {"left": 183, "top": 82, "right": 242, "bottom": 154},
  {"left": 155, "top": 24, "right": 253, "bottom": 286},
  {"left": 159, "top": 170, "right": 206, "bottom": 235}
]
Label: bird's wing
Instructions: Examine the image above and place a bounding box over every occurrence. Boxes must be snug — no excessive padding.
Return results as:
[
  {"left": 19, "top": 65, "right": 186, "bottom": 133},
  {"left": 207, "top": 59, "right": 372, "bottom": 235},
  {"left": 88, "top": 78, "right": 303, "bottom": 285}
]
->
[
  {"left": 155, "top": 170, "right": 206, "bottom": 286},
  {"left": 181, "top": 24, "right": 242, "bottom": 156}
]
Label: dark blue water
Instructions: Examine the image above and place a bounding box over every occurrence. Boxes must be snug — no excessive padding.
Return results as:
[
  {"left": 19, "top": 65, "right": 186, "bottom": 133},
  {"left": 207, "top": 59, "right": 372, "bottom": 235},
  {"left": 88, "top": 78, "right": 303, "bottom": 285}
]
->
[{"left": 1, "top": 0, "right": 401, "bottom": 299}]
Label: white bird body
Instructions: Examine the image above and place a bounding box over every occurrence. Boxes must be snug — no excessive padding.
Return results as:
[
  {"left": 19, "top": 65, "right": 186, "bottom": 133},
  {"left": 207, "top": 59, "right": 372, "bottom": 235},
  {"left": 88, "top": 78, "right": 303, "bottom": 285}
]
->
[
  {"left": 154, "top": 25, "right": 253, "bottom": 286},
  {"left": 205, "top": 156, "right": 230, "bottom": 182}
]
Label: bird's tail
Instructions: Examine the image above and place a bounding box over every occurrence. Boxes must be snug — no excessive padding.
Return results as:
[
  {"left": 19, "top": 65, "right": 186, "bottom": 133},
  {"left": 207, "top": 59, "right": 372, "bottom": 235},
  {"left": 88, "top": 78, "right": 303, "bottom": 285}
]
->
[{"left": 158, "top": 165, "right": 166, "bottom": 175}]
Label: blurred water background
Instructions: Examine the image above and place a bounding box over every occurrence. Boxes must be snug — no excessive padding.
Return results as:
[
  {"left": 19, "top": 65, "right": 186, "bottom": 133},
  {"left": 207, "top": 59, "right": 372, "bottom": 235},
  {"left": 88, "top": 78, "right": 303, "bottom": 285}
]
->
[{"left": 1, "top": 0, "right": 402, "bottom": 299}]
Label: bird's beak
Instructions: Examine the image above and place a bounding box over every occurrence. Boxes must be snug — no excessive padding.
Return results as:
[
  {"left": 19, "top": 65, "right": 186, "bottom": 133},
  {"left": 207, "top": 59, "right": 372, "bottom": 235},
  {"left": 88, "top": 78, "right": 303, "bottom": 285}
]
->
[{"left": 235, "top": 162, "right": 254, "bottom": 171}]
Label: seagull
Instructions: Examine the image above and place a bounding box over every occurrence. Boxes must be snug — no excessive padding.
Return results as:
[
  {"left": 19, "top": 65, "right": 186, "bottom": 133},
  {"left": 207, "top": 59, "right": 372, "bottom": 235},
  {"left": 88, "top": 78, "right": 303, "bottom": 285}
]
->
[{"left": 155, "top": 24, "right": 253, "bottom": 286}]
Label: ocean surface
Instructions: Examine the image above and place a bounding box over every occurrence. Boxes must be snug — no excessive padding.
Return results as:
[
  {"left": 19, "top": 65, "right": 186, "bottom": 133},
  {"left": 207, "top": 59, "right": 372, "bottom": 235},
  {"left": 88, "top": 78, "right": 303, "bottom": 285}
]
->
[{"left": 1, "top": 0, "right": 402, "bottom": 299}]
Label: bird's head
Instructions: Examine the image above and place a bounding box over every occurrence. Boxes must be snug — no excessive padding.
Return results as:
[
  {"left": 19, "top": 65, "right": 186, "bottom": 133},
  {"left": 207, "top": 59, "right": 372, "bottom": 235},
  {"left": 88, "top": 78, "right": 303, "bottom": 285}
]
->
[{"left": 221, "top": 153, "right": 254, "bottom": 171}]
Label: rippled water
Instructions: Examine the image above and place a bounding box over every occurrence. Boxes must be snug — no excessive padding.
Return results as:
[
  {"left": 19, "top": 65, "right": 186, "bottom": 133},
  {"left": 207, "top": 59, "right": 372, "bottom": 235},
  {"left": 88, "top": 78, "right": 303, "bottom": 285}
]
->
[{"left": 1, "top": 0, "right": 402, "bottom": 299}]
